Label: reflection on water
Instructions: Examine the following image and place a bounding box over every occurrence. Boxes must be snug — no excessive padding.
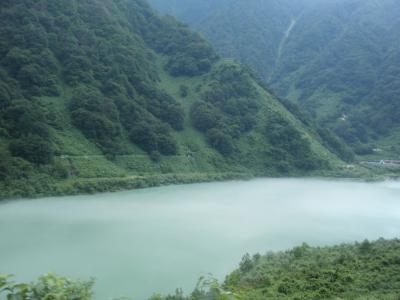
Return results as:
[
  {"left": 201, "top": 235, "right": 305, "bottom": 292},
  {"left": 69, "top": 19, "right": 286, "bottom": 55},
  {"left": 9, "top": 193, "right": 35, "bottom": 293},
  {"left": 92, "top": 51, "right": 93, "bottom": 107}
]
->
[{"left": 0, "top": 179, "right": 399, "bottom": 299}]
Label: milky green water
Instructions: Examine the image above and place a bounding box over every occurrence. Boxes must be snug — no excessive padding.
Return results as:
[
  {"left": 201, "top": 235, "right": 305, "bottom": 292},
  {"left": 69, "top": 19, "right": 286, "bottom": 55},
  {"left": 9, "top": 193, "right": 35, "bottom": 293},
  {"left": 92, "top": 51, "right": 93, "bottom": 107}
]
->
[{"left": 1, "top": 179, "right": 400, "bottom": 300}]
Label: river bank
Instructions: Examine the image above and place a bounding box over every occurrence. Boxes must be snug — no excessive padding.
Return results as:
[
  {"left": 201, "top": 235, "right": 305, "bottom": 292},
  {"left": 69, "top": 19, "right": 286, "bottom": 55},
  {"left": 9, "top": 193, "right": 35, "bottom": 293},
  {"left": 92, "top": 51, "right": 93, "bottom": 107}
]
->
[{"left": 1, "top": 163, "right": 399, "bottom": 200}]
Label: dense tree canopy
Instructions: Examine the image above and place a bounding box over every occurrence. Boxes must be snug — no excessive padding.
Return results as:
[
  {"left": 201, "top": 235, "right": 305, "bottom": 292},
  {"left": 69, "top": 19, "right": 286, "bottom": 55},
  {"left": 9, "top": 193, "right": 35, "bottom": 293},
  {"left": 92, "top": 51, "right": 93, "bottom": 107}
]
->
[
  {"left": 0, "top": 0, "right": 198, "bottom": 163},
  {"left": 190, "top": 63, "right": 260, "bottom": 155}
]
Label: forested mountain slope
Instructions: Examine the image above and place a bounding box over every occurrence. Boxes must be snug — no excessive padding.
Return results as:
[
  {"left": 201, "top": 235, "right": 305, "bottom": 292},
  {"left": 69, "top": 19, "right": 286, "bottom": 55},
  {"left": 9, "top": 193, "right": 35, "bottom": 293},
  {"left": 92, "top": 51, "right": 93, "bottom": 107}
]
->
[
  {"left": 0, "top": 0, "right": 349, "bottom": 198},
  {"left": 149, "top": 0, "right": 400, "bottom": 155}
]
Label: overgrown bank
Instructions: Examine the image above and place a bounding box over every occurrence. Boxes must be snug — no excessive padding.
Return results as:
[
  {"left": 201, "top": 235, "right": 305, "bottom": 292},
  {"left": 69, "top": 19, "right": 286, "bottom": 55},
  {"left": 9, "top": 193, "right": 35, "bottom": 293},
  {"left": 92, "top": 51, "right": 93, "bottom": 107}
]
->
[
  {"left": 2, "top": 158, "right": 399, "bottom": 200},
  {"left": 0, "top": 172, "right": 252, "bottom": 199},
  {"left": 4, "top": 161, "right": 398, "bottom": 200},
  {"left": 2, "top": 239, "right": 400, "bottom": 300}
]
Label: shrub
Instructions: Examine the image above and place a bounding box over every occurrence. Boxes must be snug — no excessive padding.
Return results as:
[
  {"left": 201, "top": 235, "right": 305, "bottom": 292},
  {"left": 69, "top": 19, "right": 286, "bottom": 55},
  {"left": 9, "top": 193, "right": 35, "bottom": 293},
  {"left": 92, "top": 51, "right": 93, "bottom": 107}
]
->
[
  {"left": 179, "top": 84, "right": 189, "bottom": 97},
  {"left": 129, "top": 121, "right": 178, "bottom": 156},
  {"left": 9, "top": 134, "right": 53, "bottom": 165},
  {"left": 206, "top": 128, "right": 234, "bottom": 155},
  {"left": 191, "top": 101, "right": 220, "bottom": 132},
  {"left": 0, "top": 273, "right": 93, "bottom": 300}
]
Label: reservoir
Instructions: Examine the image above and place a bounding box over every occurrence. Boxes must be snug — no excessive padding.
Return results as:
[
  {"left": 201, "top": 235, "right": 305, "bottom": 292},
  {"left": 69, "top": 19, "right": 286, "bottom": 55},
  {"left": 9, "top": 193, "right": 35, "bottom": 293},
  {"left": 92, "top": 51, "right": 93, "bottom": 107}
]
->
[{"left": 0, "top": 178, "right": 399, "bottom": 299}]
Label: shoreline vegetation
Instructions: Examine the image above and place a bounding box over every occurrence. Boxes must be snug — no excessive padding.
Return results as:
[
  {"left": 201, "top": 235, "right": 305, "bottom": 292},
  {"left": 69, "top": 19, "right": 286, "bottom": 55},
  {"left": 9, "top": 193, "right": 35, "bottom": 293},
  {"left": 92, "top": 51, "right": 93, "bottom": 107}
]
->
[
  {"left": 1, "top": 238, "right": 400, "bottom": 300},
  {"left": 1, "top": 163, "right": 399, "bottom": 200},
  {"left": 0, "top": 172, "right": 251, "bottom": 200}
]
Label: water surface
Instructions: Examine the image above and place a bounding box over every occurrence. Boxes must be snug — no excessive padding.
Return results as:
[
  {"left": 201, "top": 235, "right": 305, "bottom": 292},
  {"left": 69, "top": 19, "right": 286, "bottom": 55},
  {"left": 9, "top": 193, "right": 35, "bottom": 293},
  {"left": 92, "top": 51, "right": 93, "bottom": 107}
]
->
[{"left": 1, "top": 179, "right": 399, "bottom": 299}]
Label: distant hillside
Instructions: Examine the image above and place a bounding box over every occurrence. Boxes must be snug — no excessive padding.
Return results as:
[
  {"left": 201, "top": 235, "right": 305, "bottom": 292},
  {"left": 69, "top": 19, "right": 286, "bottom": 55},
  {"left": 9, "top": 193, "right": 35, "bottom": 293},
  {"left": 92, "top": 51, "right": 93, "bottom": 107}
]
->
[
  {"left": 0, "top": 0, "right": 351, "bottom": 198},
  {"left": 149, "top": 0, "right": 400, "bottom": 156}
]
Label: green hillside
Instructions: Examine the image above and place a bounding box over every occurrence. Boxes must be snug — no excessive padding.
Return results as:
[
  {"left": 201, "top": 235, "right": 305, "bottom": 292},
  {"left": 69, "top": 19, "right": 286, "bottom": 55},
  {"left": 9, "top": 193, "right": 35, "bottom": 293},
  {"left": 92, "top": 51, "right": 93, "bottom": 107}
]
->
[
  {"left": 149, "top": 0, "right": 400, "bottom": 156},
  {"left": 0, "top": 0, "right": 352, "bottom": 199},
  {"left": 2, "top": 239, "right": 400, "bottom": 299}
]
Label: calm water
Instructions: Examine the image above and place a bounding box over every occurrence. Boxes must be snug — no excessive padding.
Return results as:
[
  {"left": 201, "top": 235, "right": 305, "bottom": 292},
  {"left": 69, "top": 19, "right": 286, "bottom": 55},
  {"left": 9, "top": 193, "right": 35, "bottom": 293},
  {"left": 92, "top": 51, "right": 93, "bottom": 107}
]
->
[{"left": 1, "top": 178, "right": 400, "bottom": 299}]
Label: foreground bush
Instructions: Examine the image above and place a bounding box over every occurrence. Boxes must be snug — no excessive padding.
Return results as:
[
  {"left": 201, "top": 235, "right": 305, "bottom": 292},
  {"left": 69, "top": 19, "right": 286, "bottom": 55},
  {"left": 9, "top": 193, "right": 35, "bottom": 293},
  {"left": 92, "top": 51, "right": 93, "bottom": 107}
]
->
[{"left": 0, "top": 273, "right": 93, "bottom": 300}]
